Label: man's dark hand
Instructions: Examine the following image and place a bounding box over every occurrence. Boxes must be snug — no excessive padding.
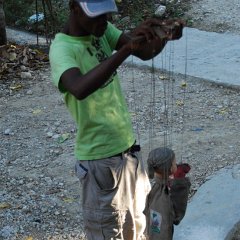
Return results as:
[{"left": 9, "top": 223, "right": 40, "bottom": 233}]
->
[
  {"left": 131, "top": 18, "right": 185, "bottom": 43},
  {"left": 132, "top": 18, "right": 163, "bottom": 42},
  {"left": 118, "top": 18, "right": 185, "bottom": 60},
  {"left": 154, "top": 19, "right": 185, "bottom": 41}
]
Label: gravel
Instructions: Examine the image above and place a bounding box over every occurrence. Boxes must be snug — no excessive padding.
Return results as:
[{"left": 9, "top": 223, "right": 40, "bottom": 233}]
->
[
  {"left": 187, "top": 0, "right": 240, "bottom": 35},
  {"left": 1, "top": 0, "right": 240, "bottom": 239},
  {"left": 1, "top": 64, "right": 240, "bottom": 239}
]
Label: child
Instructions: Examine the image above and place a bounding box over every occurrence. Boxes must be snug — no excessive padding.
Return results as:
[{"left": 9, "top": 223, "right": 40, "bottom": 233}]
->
[{"left": 144, "top": 147, "right": 191, "bottom": 240}]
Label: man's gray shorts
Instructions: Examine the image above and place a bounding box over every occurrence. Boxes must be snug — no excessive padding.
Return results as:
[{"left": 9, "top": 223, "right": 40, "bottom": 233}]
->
[{"left": 75, "top": 152, "right": 150, "bottom": 240}]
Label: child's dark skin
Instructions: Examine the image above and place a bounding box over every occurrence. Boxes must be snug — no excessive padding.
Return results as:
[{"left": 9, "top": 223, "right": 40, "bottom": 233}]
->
[{"left": 60, "top": 1, "right": 184, "bottom": 100}]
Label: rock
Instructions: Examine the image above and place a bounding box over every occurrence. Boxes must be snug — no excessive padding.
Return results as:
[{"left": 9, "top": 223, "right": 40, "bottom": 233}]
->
[
  {"left": 4, "top": 129, "right": 11, "bottom": 135},
  {"left": 20, "top": 72, "right": 32, "bottom": 79},
  {"left": 0, "top": 226, "right": 17, "bottom": 238},
  {"left": 120, "top": 16, "right": 130, "bottom": 25},
  {"left": 52, "top": 134, "right": 60, "bottom": 139},
  {"left": 47, "top": 132, "right": 54, "bottom": 138},
  {"left": 155, "top": 5, "right": 166, "bottom": 17},
  {"left": 26, "top": 90, "right": 33, "bottom": 95},
  {"left": 20, "top": 65, "right": 27, "bottom": 71}
]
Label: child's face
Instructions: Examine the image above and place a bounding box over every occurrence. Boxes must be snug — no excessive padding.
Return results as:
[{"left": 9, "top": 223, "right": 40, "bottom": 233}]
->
[{"left": 171, "top": 157, "right": 177, "bottom": 175}]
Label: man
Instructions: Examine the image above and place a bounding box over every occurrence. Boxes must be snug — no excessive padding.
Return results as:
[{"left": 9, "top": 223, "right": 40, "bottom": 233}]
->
[{"left": 49, "top": 0, "right": 184, "bottom": 239}]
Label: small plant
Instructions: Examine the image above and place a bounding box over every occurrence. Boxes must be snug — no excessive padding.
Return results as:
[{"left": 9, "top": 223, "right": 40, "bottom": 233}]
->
[
  {"left": 4, "top": 0, "right": 68, "bottom": 36},
  {"left": 116, "top": 0, "right": 155, "bottom": 29},
  {"left": 4, "top": 0, "right": 34, "bottom": 28}
]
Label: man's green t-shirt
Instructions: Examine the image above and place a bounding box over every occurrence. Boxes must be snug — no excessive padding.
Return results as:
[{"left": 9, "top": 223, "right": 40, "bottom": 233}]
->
[{"left": 49, "top": 22, "right": 135, "bottom": 160}]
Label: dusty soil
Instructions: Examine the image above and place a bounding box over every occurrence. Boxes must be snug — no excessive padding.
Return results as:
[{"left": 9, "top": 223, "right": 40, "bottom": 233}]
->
[
  {"left": 187, "top": 0, "right": 240, "bottom": 35},
  {"left": 1, "top": 0, "right": 240, "bottom": 239},
  {"left": 1, "top": 64, "right": 240, "bottom": 239}
]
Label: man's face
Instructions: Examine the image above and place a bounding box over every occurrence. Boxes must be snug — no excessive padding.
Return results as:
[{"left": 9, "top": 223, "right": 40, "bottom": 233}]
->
[{"left": 74, "top": 4, "right": 108, "bottom": 37}]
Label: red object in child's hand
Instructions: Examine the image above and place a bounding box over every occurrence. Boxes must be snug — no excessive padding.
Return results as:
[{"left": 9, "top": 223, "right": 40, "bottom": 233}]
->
[{"left": 174, "top": 163, "right": 191, "bottom": 178}]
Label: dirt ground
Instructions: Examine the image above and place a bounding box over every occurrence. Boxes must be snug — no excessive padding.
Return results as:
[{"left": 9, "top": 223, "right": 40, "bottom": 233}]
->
[
  {"left": 1, "top": 62, "right": 240, "bottom": 239},
  {"left": 1, "top": 0, "right": 240, "bottom": 238}
]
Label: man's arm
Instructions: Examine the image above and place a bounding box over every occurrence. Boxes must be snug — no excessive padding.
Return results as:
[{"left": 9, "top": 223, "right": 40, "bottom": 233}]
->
[
  {"left": 60, "top": 42, "right": 132, "bottom": 100},
  {"left": 60, "top": 19, "right": 184, "bottom": 100}
]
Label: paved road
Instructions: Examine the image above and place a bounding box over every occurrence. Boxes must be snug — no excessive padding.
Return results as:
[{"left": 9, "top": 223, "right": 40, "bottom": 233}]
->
[
  {"left": 126, "top": 27, "right": 240, "bottom": 88},
  {"left": 173, "top": 164, "right": 240, "bottom": 240},
  {"left": 7, "top": 27, "right": 240, "bottom": 88},
  {"left": 6, "top": 27, "right": 49, "bottom": 45}
]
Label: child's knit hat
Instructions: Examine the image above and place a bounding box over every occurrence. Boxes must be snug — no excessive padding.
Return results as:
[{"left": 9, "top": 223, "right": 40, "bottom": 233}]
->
[{"left": 147, "top": 147, "right": 175, "bottom": 170}]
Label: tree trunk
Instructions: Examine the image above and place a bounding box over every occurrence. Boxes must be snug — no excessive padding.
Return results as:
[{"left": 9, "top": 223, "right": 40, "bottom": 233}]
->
[{"left": 0, "top": 0, "right": 7, "bottom": 45}]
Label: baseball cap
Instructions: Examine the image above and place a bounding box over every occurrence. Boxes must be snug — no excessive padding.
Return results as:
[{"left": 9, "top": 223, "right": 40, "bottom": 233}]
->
[{"left": 76, "top": 0, "right": 118, "bottom": 17}]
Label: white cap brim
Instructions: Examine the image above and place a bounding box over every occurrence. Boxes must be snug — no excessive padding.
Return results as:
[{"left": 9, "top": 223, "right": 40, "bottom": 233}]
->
[{"left": 78, "top": 0, "right": 118, "bottom": 18}]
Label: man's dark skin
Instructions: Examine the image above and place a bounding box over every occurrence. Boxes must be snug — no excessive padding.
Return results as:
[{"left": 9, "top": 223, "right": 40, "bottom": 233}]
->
[{"left": 60, "top": 1, "right": 184, "bottom": 100}]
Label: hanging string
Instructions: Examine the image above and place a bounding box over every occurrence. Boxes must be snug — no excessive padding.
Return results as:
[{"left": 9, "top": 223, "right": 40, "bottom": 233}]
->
[
  {"left": 130, "top": 56, "right": 142, "bottom": 152},
  {"left": 162, "top": 38, "right": 174, "bottom": 150},
  {"left": 149, "top": 56, "right": 156, "bottom": 153},
  {"left": 169, "top": 40, "right": 175, "bottom": 149},
  {"left": 134, "top": 21, "right": 188, "bottom": 177},
  {"left": 166, "top": 39, "right": 175, "bottom": 149},
  {"left": 163, "top": 33, "right": 175, "bottom": 183},
  {"left": 180, "top": 27, "right": 188, "bottom": 163}
]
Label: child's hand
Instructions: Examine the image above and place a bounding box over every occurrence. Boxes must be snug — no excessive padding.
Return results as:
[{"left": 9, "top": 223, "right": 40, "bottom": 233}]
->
[{"left": 173, "top": 163, "right": 191, "bottom": 178}]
